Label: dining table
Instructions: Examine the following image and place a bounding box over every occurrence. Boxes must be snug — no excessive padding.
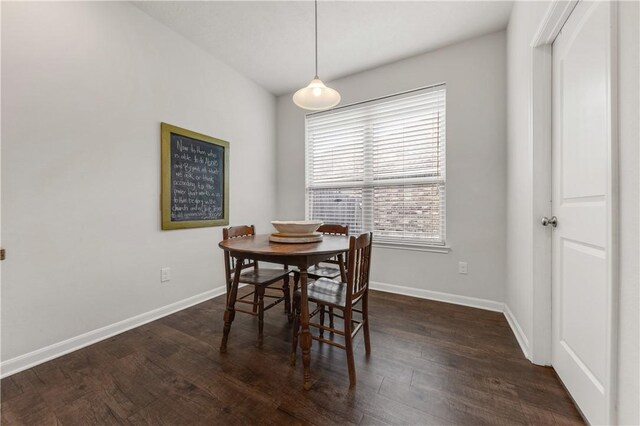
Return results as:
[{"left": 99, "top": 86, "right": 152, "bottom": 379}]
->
[{"left": 218, "top": 233, "right": 350, "bottom": 390}]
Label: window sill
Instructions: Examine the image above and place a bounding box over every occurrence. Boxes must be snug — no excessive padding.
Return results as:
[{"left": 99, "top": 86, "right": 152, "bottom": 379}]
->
[{"left": 372, "top": 241, "right": 451, "bottom": 254}]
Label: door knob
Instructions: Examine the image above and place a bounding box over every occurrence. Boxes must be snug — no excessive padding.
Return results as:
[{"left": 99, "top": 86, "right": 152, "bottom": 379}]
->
[{"left": 541, "top": 216, "right": 558, "bottom": 227}]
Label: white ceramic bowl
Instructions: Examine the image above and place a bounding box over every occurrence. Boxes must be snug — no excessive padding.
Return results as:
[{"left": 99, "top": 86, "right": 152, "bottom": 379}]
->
[{"left": 271, "top": 220, "right": 323, "bottom": 235}]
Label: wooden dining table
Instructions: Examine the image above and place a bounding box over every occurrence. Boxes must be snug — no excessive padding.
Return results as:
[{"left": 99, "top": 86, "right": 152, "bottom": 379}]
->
[{"left": 218, "top": 233, "right": 350, "bottom": 390}]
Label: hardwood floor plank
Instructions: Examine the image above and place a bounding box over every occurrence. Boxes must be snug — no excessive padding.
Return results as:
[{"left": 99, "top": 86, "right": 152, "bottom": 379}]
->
[
  {"left": 379, "top": 378, "right": 529, "bottom": 426},
  {"left": 229, "top": 394, "right": 305, "bottom": 426},
  {"left": 411, "top": 364, "right": 519, "bottom": 400},
  {"left": 0, "top": 390, "right": 59, "bottom": 425},
  {"left": 1, "top": 376, "right": 27, "bottom": 402},
  {"left": 352, "top": 390, "right": 452, "bottom": 425}
]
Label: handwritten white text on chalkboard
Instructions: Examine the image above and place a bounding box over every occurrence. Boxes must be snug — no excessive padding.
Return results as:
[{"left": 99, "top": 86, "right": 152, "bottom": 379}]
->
[{"left": 170, "top": 134, "right": 224, "bottom": 221}]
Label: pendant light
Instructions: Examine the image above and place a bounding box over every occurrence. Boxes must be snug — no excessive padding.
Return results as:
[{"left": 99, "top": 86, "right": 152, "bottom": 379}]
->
[{"left": 292, "top": 0, "right": 341, "bottom": 111}]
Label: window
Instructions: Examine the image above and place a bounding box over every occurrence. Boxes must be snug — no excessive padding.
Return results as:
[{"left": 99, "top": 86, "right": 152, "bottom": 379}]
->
[{"left": 305, "top": 85, "right": 446, "bottom": 247}]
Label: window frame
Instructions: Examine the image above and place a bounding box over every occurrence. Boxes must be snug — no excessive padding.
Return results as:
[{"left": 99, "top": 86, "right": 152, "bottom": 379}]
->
[{"left": 304, "top": 84, "right": 448, "bottom": 251}]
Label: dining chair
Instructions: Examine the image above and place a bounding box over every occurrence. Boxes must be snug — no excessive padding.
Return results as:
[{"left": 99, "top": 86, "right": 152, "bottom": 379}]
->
[
  {"left": 222, "top": 225, "right": 292, "bottom": 347},
  {"left": 290, "top": 232, "right": 373, "bottom": 387},
  {"left": 292, "top": 224, "right": 348, "bottom": 331}
]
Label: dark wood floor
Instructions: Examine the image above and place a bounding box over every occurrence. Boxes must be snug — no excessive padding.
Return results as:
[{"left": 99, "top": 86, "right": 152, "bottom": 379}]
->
[{"left": 1, "top": 289, "right": 584, "bottom": 425}]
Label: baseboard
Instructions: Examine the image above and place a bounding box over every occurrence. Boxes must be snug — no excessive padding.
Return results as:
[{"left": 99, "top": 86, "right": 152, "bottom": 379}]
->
[
  {"left": 0, "top": 286, "right": 228, "bottom": 379},
  {"left": 503, "top": 304, "right": 531, "bottom": 360},
  {"left": 369, "top": 281, "right": 504, "bottom": 312}
]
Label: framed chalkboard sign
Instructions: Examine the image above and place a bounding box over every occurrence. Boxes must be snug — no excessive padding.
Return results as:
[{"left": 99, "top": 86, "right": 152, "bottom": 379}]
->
[{"left": 161, "top": 123, "right": 229, "bottom": 230}]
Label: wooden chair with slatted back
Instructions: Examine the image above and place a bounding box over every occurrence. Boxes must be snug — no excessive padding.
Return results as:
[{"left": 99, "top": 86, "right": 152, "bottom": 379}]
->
[
  {"left": 292, "top": 224, "right": 348, "bottom": 331},
  {"left": 290, "top": 232, "right": 373, "bottom": 387},
  {"left": 305, "top": 223, "right": 349, "bottom": 280},
  {"left": 222, "top": 225, "right": 292, "bottom": 347}
]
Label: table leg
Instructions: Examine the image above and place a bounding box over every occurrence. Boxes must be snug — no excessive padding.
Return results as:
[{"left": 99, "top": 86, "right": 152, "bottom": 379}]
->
[
  {"left": 220, "top": 257, "right": 243, "bottom": 353},
  {"left": 298, "top": 267, "right": 313, "bottom": 390}
]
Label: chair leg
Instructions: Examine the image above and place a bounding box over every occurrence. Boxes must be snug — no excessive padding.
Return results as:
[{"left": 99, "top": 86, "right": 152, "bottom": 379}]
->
[
  {"left": 363, "top": 293, "right": 371, "bottom": 355},
  {"left": 283, "top": 275, "right": 292, "bottom": 321},
  {"left": 319, "top": 304, "right": 325, "bottom": 338},
  {"left": 257, "top": 286, "right": 265, "bottom": 347},
  {"left": 329, "top": 307, "right": 335, "bottom": 330},
  {"left": 290, "top": 294, "right": 301, "bottom": 366},
  {"left": 252, "top": 289, "right": 259, "bottom": 313},
  {"left": 293, "top": 272, "right": 299, "bottom": 293},
  {"left": 343, "top": 310, "right": 356, "bottom": 387}
]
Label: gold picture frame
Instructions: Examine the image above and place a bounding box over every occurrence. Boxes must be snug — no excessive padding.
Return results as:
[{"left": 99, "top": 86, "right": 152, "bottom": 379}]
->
[{"left": 161, "top": 122, "right": 229, "bottom": 230}]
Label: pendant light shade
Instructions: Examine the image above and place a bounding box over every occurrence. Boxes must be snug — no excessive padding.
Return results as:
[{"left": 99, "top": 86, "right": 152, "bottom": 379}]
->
[
  {"left": 293, "top": 0, "right": 340, "bottom": 111},
  {"left": 293, "top": 78, "right": 341, "bottom": 110}
]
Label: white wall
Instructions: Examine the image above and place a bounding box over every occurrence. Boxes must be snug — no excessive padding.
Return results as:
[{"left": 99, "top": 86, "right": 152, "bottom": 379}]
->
[
  {"left": 1, "top": 2, "right": 277, "bottom": 365},
  {"left": 616, "top": 1, "right": 639, "bottom": 423},
  {"left": 505, "top": 0, "right": 553, "bottom": 360},
  {"left": 276, "top": 31, "right": 507, "bottom": 305}
]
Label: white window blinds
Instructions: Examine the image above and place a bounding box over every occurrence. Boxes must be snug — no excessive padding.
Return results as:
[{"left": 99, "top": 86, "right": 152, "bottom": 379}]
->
[{"left": 306, "top": 85, "right": 446, "bottom": 246}]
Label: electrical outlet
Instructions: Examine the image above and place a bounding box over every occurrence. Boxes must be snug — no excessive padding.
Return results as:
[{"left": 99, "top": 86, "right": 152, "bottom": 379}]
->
[
  {"left": 161, "top": 267, "right": 171, "bottom": 282},
  {"left": 458, "top": 262, "right": 468, "bottom": 274}
]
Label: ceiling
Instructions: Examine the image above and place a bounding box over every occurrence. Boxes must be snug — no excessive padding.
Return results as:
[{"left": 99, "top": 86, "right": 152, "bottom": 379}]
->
[{"left": 134, "top": 1, "right": 513, "bottom": 96}]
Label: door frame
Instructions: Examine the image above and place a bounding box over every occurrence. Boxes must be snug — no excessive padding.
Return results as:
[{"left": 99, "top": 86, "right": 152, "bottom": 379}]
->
[
  {"left": 528, "top": 1, "right": 619, "bottom": 423},
  {"left": 528, "top": 0, "right": 578, "bottom": 368}
]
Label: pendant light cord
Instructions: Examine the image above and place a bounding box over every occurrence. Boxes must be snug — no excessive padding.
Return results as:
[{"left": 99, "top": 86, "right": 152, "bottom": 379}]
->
[{"left": 314, "top": 0, "right": 319, "bottom": 79}]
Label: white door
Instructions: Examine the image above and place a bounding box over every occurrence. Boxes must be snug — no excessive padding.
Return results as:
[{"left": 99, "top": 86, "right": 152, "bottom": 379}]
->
[{"left": 551, "top": 1, "right": 616, "bottom": 424}]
